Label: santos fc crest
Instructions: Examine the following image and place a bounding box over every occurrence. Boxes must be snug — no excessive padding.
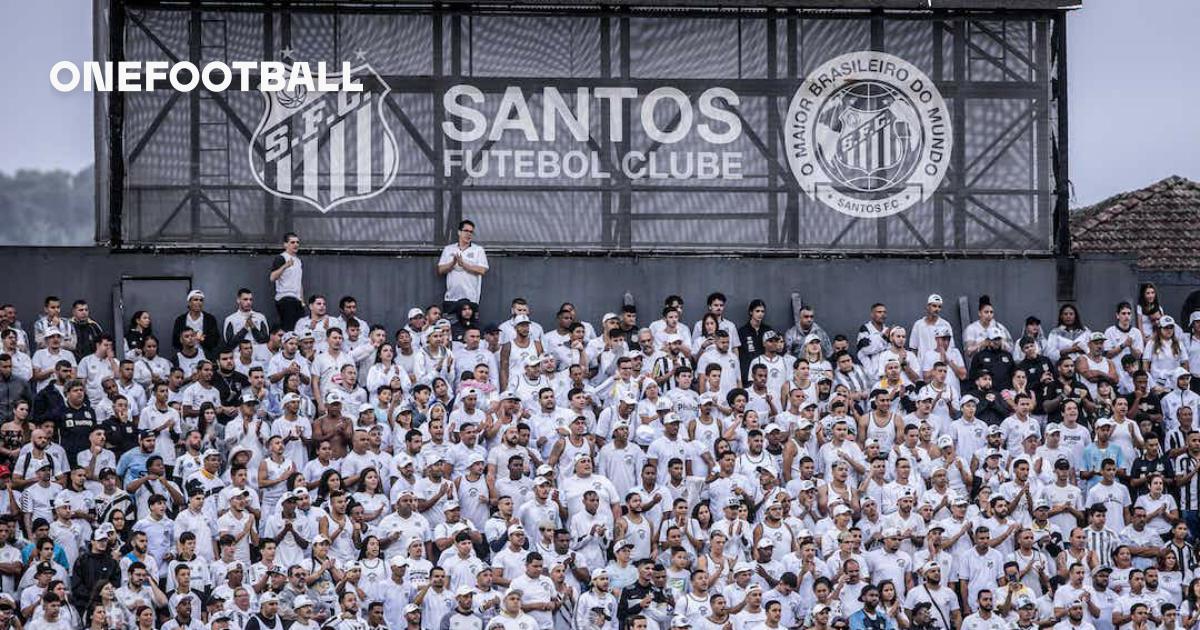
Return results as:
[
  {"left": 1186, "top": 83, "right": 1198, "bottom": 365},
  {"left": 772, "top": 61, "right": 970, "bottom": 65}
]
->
[
  {"left": 785, "top": 51, "right": 952, "bottom": 219},
  {"left": 250, "top": 62, "right": 398, "bottom": 213}
]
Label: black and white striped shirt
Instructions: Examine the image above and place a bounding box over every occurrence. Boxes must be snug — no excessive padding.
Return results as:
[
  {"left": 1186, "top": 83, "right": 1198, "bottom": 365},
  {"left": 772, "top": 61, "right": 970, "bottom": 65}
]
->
[
  {"left": 1085, "top": 526, "right": 1120, "bottom": 567},
  {"left": 1166, "top": 541, "right": 1200, "bottom": 581},
  {"left": 1175, "top": 453, "right": 1200, "bottom": 511},
  {"left": 1166, "top": 428, "right": 1188, "bottom": 457}
]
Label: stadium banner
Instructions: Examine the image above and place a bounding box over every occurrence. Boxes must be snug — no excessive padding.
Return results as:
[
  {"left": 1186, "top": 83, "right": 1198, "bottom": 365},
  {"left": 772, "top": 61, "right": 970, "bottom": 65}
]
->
[{"left": 107, "top": 7, "right": 1060, "bottom": 253}]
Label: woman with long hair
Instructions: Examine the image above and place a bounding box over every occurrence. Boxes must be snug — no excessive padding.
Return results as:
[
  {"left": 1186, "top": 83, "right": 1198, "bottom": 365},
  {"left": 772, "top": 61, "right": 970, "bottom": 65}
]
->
[
  {"left": 87, "top": 582, "right": 130, "bottom": 630},
  {"left": 86, "top": 602, "right": 109, "bottom": 630},
  {"left": 1047, "top": 303, "right": 1090, "bottom": 362},
  {"left": 1181, "top": 577, "right": 1200, "bottom": 630},
  {"left": 351, "top": 468, "right": 388, "bottom": 526},
  {"left": 124, "top": 310, "right": 153, "bottom": 357},
  {"left": 802, "top": 336, "right": 833, "bottom": 383},
  {"left": 877, "top": 580, "right": 909, "bottom": 630},
  {"left": 964, "top": 295, "right": 1014, "bottom": 358},
  {"left": 37, "top": 580, "right": 80, "bottom": 629},
  {"left": 0, "top": 403, "right": 28, "bottom": 506},
  {"left": 107, "top": 509, "right": 129, "bottom": 540},
  {"left": 691, "top": 501, "right": 714, "bottom": 533},
  {"left": 315, "top": 469, "right": 344, "bottom": 511},
  {"left": 183, "top": 402, "right": 218, "bottom": 449},
  {"left": 1146, "top": 317, "right": 1188, "bottom": 388},
  {"left": 1138, "top": 283, "right": 1163, "bottom": 339},
  {"left": 691, "top": 312, "right": 721, "bottom": 357},
  {"left": 367, "top": 343, "right": 411, "bottom": 404},
  {"left": 356, "top": 535, "right": 388, "bottom": 587},
  {"left": 1159, "top": 550, "right": 1185, "bottom": 605}
]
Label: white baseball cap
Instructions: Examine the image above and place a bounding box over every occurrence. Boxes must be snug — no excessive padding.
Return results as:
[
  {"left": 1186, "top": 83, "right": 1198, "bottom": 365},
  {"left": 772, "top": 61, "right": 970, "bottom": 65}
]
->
[{"left": 927, "top": 294, "right": 944, "bottom": 305}]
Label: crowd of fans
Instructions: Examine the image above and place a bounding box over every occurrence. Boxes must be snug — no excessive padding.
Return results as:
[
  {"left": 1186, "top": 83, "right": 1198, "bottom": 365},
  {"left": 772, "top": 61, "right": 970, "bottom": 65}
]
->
[{"left": 0, "top": 222, "right": 1199, "bottom": 630}]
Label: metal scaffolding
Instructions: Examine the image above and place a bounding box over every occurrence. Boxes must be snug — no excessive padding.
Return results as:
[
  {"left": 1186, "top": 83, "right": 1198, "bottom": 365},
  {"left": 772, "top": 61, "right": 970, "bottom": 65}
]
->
[{"left": 100, "top": 1, "right": 1071, "bottom": 254}]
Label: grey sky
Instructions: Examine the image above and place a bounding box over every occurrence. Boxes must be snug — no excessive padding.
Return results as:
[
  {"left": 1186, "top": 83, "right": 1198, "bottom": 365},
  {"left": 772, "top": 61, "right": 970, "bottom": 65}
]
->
[{"left": 0, "top": 0, "right": 1196, "bottom": 208}]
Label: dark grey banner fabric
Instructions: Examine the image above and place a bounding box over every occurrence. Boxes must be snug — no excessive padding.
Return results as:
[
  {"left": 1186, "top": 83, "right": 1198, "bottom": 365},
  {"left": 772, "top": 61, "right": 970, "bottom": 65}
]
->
[{"left": 113, "top": 7, "right": 1059, "bottom": 253}]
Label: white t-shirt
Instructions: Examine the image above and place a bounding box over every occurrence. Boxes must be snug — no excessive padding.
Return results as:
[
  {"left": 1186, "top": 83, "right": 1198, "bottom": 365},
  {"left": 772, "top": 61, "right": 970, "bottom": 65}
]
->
[
  {"left": 961, "top": 612, "right": 1010, "bottom": 630},
  {"left": 1085, "top": 482, "right": 1131, "bottom": 532},
  {"left": 509, "top": 574, "right": 556, "bottom": 630},
  {"left": 904, "top": 584, "right": 960, "bottom": 630},
  {"left": 30, "top": 348, "right": 75, "bottom": 391},
  {"left": 439, "top": 243, "right": 489, "bottom": 303},
  {"left": 1134, "top": 493, "right": 1178, "bottom": 537},
  {"left": 273, "top": 252, "right": 303, "bottom": 300}
]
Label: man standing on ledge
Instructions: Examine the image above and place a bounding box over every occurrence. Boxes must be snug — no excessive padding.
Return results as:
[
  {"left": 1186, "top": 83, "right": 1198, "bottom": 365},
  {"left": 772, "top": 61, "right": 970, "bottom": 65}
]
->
[
  {"left": 270, "top": 232, "right": 305, "bottom": 331},
  {"left": 438, "top": 220, "right": 489, "bottom": 315}
]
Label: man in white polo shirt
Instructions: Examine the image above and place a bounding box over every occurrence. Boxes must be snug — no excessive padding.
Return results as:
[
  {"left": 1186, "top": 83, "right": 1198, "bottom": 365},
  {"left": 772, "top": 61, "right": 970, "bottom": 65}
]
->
[{"left": 437, "top": 219, "right": 489, "bottom": 312}]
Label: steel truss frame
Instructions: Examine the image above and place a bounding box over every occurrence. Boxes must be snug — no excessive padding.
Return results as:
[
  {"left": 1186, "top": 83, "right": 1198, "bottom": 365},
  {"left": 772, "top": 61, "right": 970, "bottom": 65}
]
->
[{"left": 104, "top": 1, "right": 1070, "bottom": 255}]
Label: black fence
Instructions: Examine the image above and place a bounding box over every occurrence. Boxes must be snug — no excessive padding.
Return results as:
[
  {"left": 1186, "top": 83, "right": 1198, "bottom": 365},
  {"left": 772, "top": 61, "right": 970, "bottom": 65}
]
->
[{"left": 101, "top": 1, "right": 1069, "bottom": 254}]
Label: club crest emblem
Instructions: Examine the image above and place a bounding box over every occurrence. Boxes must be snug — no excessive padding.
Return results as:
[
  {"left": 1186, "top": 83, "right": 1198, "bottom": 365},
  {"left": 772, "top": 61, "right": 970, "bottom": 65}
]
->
[
  {"left": 250, "top": 61, "right": 398, "bottom": 213},
  {"left": 786, "top": 51, "right": 952, "bottom": 218}
]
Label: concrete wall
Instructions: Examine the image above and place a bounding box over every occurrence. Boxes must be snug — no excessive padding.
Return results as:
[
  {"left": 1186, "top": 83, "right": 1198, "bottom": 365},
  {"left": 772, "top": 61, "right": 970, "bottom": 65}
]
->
[
  {"left": 1138, "top": 270, "right": 1200, "bottom": 322},
  {"left": 0, "top": 247, "right": 1149, "bottom": 346}
]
